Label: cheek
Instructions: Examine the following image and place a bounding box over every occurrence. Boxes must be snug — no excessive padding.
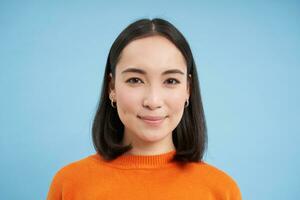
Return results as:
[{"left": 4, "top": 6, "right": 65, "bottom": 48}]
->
[
  {"left": 118, "top": 93, "right": 136, "bottom": 111},
  {"left": 167, "top": 89, "right": 187, "bottom": 112},
  {"left": 166, "top": 89, "right": 187, "bottom": 126},
  {"left": 115, "top": 85, "right": 141, "bottom": 116}
]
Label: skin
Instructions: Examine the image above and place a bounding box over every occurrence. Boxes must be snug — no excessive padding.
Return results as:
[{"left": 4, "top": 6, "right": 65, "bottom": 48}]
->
[{"left": 109, "top": 35, "right": 191, "bottom": 155}]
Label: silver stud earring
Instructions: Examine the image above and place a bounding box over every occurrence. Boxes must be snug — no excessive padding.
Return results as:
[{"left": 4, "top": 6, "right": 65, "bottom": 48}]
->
[
  {"left": 111, "top": 99, "right": 116, "bottom": 108},
  {"left": 110, "top": 94, "right": 116, "bottom": 108},
  {"left": 185, "top": 99, "right": 189, "bottom": 108}
]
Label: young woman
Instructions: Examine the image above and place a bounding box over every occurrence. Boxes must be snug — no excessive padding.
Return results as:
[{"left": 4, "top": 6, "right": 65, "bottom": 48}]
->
[{"left": 47, "top": 18, "right": 242, "bottom": 200}]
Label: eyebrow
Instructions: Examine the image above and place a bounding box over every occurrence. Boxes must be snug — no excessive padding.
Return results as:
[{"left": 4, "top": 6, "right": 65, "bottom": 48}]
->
[{"left": 121, "top": 67, "right": 185, "bottom": 75}]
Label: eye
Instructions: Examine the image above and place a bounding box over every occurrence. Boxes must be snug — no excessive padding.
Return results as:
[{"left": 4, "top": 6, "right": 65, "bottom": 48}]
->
[
  {"left": 165, "top": 78, "right": 180, "bottom": 85},
  {"left": 126, "top": 77, "right": 143, "bottom": 84}
]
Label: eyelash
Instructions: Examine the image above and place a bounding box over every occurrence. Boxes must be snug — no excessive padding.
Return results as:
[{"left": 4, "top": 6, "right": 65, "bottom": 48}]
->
[{"left": 126, "top": 78, "right": 180, "bottom": 85}]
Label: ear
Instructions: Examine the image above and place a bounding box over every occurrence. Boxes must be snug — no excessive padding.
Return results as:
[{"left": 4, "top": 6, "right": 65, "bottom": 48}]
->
[
  {"left": 108, "top": 73, "right": 115, "bottom": 98},
  {"left": 187, "top": 74, "right": 191, "bottom": 99}
]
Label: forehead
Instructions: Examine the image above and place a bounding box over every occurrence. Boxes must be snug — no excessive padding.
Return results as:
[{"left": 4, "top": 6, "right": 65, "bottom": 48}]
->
[{"left": 116, "top": 35, "right": 187, "bottom": 74}]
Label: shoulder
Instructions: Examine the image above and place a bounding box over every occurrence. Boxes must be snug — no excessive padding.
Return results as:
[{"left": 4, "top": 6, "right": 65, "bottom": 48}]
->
[
  {"left": 50, "top": 153, "right": 100, "bottom": 182},
  {"left": 47, "top": 154, "right": 101, "bottom": 199},
  {"left": 198, "top": 161, "right": 238, "bottom": 183},
  {"left": 188, "top": 161, "right": 242, "bottom": 199}
]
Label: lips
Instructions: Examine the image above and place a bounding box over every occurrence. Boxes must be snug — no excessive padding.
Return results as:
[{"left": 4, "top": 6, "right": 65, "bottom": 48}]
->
[
  {"left": 138, "top": 115, "right": 166, "bottom": 121},
  {"left": 138, "top": 115, "right": 166, "bottom": 127}
]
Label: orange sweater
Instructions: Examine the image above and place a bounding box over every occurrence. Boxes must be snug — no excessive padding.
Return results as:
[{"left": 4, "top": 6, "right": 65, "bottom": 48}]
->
[{"left": 47, "top": 150, "right": 242, "bottom": 200}]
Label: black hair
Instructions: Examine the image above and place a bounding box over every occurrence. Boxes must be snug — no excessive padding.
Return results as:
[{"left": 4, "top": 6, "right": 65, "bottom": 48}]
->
[{"left": 92, "top": 18, "right": 207, "bottom": 163}]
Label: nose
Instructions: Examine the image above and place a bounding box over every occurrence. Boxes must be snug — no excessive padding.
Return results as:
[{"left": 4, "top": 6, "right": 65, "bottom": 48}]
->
[{"left": 143, "top": 85, "right": 163, "bottom": 110}]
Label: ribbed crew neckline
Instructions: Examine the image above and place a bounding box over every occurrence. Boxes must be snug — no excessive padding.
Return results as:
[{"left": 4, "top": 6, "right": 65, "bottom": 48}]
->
[{"left": 97, "top": 150, "right": 177, "bottom": 169}]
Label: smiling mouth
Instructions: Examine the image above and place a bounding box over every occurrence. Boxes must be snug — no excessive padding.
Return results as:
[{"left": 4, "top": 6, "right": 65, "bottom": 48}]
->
[
  {"left": 138, "top": 115, "right": 166, "bottom": 120},
  {"left": 137, "top": 115, "right": 167, "bottom": 127}
]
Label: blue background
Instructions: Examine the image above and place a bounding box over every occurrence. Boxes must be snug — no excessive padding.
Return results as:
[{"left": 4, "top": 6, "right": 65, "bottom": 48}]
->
[{"left": 1, "top": 1, "right": 299, "bottom": 199}]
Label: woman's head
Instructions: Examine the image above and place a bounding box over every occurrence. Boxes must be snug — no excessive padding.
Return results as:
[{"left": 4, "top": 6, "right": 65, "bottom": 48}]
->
[
  {"left": 92, "top": 18, "right": 207, "bottom": 163},
  {"left": 110, "top": 35, "right": 190, "bottom": 156}
]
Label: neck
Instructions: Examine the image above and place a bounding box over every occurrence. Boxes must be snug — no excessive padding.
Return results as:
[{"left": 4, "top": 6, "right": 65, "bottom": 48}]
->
[
  {"left": 123, "top": 145, "right": 176, "bottom": 156},
  {"left": 103, "top": 149, "right": 177, "bottom": 169},
  {"left": 122, "top": 132, "right": 176, "bottom": 156}
]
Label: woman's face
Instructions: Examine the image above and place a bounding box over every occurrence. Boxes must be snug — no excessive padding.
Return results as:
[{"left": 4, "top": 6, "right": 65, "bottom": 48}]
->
[{"left": 109, "top": 35, "right": 190, "bottom": 155}]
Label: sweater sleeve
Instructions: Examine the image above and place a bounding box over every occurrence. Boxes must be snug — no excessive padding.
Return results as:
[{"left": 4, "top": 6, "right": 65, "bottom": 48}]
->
[
  {"left": 227, "top": 178, "right": 242, "bottom": 200},
  {"left": 46, "top": 169, "right": 64, "bottom": 200}
]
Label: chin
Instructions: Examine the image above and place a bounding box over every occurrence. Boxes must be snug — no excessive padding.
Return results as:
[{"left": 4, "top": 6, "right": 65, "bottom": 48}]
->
[{"left": 138, "top": 130, "right": 170, "bottom": 142}]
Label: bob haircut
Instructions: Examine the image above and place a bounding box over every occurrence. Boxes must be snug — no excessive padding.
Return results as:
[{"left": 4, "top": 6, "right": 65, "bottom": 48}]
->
[{"left": 92, "top": 18, "right": 207, "bottom": 163}]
